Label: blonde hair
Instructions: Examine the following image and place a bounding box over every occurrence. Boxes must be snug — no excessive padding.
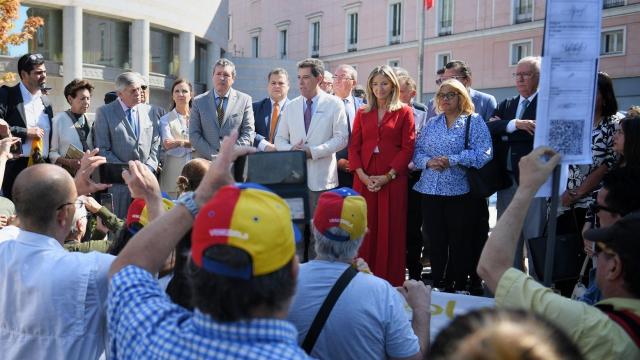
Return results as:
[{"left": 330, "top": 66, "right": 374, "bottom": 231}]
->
[
  {"left": 363, "top": 65, "right": 403, "bottom": 113},
  {"left": 430, "top": 308, "right": 584, "bottom": 360},
  {"left": 435, "top": 79, "right": 475, "bottom": 115}
]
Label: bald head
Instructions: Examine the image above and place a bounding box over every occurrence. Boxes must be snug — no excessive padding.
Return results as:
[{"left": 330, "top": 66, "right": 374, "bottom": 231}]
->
[{"left": 13, "top": 164, "right": 77, "bottom": 228}]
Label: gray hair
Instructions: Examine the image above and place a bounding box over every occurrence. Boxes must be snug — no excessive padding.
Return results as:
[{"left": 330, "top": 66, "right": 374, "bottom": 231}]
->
[
  {"left": 517, "top": 56, "right": 541, "bottom": 74},
  {"left": 393, "top": 66, "right": 410, "bottom": 78},
  {"left": 313, "top": 225, "right": 364, "bottom": 261},
  {"left": 115, "top": 72, "right": 144, "bottom": 92},
  {"left": 213, "top": 58, "right": 236, "bottom": 78},
  {"left": 336, "top": 64, "right": 358, "bottom": 83},
  {"left": 267, "top": 67, "right": 289, "bottom": 82}
]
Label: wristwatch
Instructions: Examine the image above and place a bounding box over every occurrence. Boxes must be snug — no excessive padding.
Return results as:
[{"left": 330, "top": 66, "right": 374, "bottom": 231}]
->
[
  {"left": 386, "top": 171, "right": 397, "bottom": 181},
  {"left": 176, "top": 191, "right": 200, "bottom": 218}
]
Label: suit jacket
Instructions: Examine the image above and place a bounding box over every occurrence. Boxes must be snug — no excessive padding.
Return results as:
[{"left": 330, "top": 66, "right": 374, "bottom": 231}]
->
[
  {"left": 189, "top": 88, "right": 255, "bottom": 158},
  {"left": 487, "top": 94, "right": 538, "bottom": 185},
  {"left": 275, "top": 92, "right": 348, "bottom": 191},
  {"left": 0, "top": 83, "right": 54, "bottom": 199},
  {"left": 336, "top": 96, "right": 364, "bottom": 187},
  {"left": 349, "top": 105, "right": 416, "bottom": 178},
  {"left": 252, "top": 97, "right": 289, "bottom": 147}
]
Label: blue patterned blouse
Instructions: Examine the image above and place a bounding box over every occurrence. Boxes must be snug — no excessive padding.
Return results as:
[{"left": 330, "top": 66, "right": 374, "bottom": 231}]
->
[{"left": 412, "top": 112, "right": 492, "bottom": 196}]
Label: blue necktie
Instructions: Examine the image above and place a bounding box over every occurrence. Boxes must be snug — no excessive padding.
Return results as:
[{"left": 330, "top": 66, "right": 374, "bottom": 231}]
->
[{"left": 126, "top": 108, "right": 138, "bottom": 138}]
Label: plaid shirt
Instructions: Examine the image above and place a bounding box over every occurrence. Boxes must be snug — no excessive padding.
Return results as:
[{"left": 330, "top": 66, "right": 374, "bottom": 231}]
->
[{"left": 108, "top": 265, "right": 310, "bottom": 359}]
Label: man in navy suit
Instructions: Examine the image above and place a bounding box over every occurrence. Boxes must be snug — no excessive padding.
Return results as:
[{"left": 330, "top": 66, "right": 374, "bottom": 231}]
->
[
  {"left": 426, "top": 60, "right": 497, "bottom": 123},
  {"left": 252, "top": 68, "right": 290, "bottom": 152},
  {"left": 332, "top": 64, "right": 363, "bottom": 188},
  {"left": 488, "top": 56, "right": 545, "bottom": 273}
]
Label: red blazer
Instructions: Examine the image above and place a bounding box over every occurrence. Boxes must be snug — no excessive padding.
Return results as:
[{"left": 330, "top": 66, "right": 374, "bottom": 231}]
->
[{"left": 349, "top": 104, "right": 415, "bottom": 176}]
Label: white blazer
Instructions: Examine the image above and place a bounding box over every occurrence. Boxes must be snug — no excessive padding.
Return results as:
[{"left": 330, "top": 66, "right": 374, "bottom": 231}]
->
[
  {"left": 275, "top": 91, "right": 348, "bottom": 191},
  {"left": 49, "top": 111, "right": 94, "bottom": 164}
]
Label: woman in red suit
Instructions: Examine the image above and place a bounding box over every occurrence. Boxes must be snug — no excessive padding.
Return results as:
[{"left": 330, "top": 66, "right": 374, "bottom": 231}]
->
[{"left": 349, "top": 65, "right": 415, "bottom": 286}]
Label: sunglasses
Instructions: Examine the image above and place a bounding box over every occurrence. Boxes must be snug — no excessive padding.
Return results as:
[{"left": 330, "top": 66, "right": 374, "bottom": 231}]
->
[
  {"left": 436, "top": 92, "right": 458, "bottom": 100},
  {"left": 28, "top": 53, "right": 44, "bottom": 62},
  {"left": 589, "top": 202, "right": 620, "bottom": 215}
]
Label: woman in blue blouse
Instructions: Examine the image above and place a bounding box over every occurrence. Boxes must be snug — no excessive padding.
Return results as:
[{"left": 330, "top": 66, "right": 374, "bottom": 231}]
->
[{"left": 413, "top": 79, "right": 492, "bottom": 292}]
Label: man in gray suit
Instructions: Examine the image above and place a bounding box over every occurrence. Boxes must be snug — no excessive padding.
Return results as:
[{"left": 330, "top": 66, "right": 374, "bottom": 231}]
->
[
  {"left": 94, "top": 72, "right": 160, "bottom": 218},
  {"left": 189, "top": 58, "right": 254, "bottom": 158}
]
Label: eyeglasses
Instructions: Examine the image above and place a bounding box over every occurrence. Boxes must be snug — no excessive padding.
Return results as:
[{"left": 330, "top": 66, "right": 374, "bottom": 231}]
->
[
  {"left": 333, "top": 74, "right": 353, "bottom": 82},
  {"left": 512, "top": 72, "right": 535, "bottom": 79},
  {"left": 436, "top": 92, "right": 458, "bottom": 100},
  {"left": 589, "top": 202, "right": 619, "bottom": 215},
  {"left": 141, "top": 85, "right": 148, "bottom": 90},
  {"left": 441, "top": 75, "right": 466, "bottom": 81},
  {"left": 435, "top": 79, "right": 443, "bottom": 86},
  {"left": 56, "top": 199, "right": 84, "bottom": 211}
]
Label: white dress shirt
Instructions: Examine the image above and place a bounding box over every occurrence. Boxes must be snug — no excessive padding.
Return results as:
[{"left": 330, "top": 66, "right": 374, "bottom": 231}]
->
[
  {"left": 0, "top": 229, "right": 114, "bottom": 360},
  {"left": 19, "top": 82, "right": 50, "bottom": 157}
]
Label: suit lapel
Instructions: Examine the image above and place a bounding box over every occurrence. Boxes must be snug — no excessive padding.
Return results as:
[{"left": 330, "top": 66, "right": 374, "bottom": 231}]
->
[
  {"left": 222, "top": 89, "right": 238, "bottom": 128},
  {"left": 112, "top": 101, "right": 136, "bottom": 139}
]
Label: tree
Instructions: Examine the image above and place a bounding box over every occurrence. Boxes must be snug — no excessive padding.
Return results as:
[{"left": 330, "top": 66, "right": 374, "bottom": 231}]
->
[{"left": 0, "top": 0, "right": 44, "bottom": 83}]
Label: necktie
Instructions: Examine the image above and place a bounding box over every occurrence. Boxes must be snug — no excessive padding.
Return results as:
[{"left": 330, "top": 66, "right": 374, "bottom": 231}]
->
[
  {"left": 126, "top": 108, "right": 138, "bottom": 137},
  {"left": 343, "top": 98, "right": 352, "bottom": 138},
  {"left": 216, "top": 97, "right": 226, "bottom": 127},
  {"left": 517, "top": 99, "right": 530, "bottom": 119},
  {"left": 269, "top": 101, "right": 280, "bottom": 143},
  {"left": 304, "top": 98, "right": 313, "bottom": 134}
]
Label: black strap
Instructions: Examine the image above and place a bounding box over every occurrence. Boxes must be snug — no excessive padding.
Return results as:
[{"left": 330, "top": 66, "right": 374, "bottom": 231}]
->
[
  {"left": 596, "top": 304, "right": 640, "bottom": 347},
  {"left": 301, "top": 265, "right": 358, "bottom": 354},
  {"left": 463, "top": 114, "right": 471, "bottom": 149},
  {"left": 66, "top": 110, "right": 90, "bottom": 151}
]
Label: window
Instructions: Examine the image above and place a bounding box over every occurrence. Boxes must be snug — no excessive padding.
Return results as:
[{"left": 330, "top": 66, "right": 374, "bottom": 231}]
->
[
  {"left": 510, "top": 40, "right": 532, "bottom": 65},
  {"left": 150, "top": 29, "right": 179, "bottom": 76},
  {"left": 279, "top": 29, "right": 288, "bottom": 59},
  {"left": 228, "top": 15, "right": 233, "bottom": 41},
  {"left": 436, "top": 52, "right": 451, "bottom": 71},
  {"left": 603, "top": 0, "right": 625, "bottom": 9},
  {"left": 347, "top": 12, "right": 358, "bottom": 52},
  {"left": 83, "top": 14, "right": 131, "bottom": 69},
  {"left": 438, "top": 0, "right": 453, "bottom": 36},
  {"left": 251, "top": 36, "right": 259, "bottom": 58},
  {"left": 389, "top": 2, "right": 402, "bottom": 44},
  {"left": 600, "top": 28, "right": 625, "bottom": 56},
  {"left": 195, "top": 41, "right": 208, "bottom": 84},
  {"left": 20, "top": 6, "right": 63, "bottom": 61},
  {"left": 310, "top": 21, "right": 320, "bottom": 58},
  {"left": 388, "top": 59, "right": 400, "bottom": 67},
  {"left": 513, "top": 0, "right": 533, "bottom": 24}
]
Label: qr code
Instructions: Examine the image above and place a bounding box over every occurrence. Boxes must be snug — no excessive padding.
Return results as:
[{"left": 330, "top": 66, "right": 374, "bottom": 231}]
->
[{"left": 549, "top": 120, "right": 583, "bottom": 155}]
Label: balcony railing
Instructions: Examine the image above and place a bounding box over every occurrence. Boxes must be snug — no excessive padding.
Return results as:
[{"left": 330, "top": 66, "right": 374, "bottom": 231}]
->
[
  {"left": 438, "top": 19, "right": 452, "bottom": 36},
  {"left": 603, "top": 0, "right": 625, "bottom": 8},
  {"left": 514, "top": 5, "right": 533, "bottom": 23},
  {"left": 311, "top": 45, "right": 319, "bottom": 58},
  {"left": 389, "top": 34, "right": 401, "bottom": 45}
]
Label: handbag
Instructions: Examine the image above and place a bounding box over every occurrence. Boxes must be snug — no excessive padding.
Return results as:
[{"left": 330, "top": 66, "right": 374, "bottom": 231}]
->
[
  {"left": 462, "top": 115, "right": 496, "bottom": 198},
  {"left": 570, "top": 256, "right": 590, "bottom": 300},
  {"left": 529, "top": 208, "right": 586, "bottom": 282}
]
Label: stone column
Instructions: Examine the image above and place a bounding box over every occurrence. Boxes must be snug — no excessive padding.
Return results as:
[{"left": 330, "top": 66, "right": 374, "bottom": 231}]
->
[
  {"left": 131, "top": 19, "right": 150, "bottom": 80},
  {"left": 179, "top": 32, "right": 195, "bottom": 82},
  {"left": 62, "top": 6, "right": 82, "bottom": 85}
]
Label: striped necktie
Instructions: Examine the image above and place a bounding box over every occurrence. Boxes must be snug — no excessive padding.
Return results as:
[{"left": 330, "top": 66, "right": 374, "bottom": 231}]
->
[{"left": 216, "top": 97, "right": 226, "bottom": 127}]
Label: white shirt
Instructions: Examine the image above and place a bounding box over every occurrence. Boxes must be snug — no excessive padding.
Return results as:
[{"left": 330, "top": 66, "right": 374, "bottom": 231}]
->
[
  {"left": 258, "top": 98, "right": 287, "bottom": 151},
  {"left": 506, "top": 92, "right": 538, "bottom": 133},
  {"left": 0, "top": 229, "right": 114, "bottom": 360},
  {"left": 341, "top": 95, "right": 357, "bottom": 130},
  {"left": 19, "top": 82, "right": 50, "bottom": 157}
]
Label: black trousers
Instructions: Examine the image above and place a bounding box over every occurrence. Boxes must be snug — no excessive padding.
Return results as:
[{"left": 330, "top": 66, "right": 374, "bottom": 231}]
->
[
  {"left": 421, "top": 193, "right": 488, "bottom": 290},
  {"left": 1, "top": 157, "right": 29, "bottom": 199},
  {"left": 406, "top": 170, "right": 425, "bottom": 280}
]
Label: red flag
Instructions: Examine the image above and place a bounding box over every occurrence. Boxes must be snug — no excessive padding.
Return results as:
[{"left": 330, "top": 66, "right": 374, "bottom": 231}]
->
[{"left": 424, "top": 0, "right": 434, "bottom": 9}]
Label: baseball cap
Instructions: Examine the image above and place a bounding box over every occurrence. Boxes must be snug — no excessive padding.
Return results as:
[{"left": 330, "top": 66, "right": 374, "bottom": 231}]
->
[
  {"left": 584, "top": 212, "right": 640, "bottom": 259},
  {"left": 126, "top": 196, "right": 175, "bottom": 234},
  {"left": 313, "top": 187, "right": 367, "bottom": 242},
  {"left": 191, "top": 183, "right": 301, "bottom": 279}
]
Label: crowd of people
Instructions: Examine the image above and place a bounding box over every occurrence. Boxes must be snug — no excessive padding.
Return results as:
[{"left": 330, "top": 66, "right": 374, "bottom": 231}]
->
[{"left": 0, "top": 51, "right": 638, "bottom": 359}]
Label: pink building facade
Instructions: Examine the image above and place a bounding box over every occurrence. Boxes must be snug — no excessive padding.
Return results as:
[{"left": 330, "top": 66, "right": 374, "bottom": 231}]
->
[{"left": 229, "top": 0, "right": 640, "bottom": 108}]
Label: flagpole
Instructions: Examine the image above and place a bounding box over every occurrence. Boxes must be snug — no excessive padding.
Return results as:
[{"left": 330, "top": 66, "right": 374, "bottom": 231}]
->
[{"left": 417, "top": 0, "right": 426, "bottom": 103}]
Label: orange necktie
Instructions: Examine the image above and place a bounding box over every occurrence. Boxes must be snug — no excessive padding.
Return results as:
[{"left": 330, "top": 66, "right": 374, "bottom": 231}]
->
[{"left": 269, "top": 101, "right": 280, "bottom": 143}]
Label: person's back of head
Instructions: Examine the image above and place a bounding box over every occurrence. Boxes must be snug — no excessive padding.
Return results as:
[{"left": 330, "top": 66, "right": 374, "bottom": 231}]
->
[
  {"left": 188, "top": 183, "right": 300, "bottom": 322},
  {"left": 312, "top": 188, "right": 367, "bottom": 261},
  {"left": 13, "top": 164, "right": 75, "bottom": 235},
  {"left": 176, "top": 159, "right": 211, "bottom": 196},
  {"left": 600, "top": 165, "right": 640, "bottom": 217},
  {"left": 619, "top": 114, "right": 640, "bottom": 167},
  {"left": 430, "top": 308, "right": 584, "bottom": 360}
]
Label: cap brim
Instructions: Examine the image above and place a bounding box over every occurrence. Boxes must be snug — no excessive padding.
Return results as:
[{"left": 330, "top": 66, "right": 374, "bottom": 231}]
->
[{"left": 583, "top": 226, "right": 614, "bottom": 244}]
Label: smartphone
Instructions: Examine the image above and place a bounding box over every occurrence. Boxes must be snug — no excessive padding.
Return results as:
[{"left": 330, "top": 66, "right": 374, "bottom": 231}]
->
[
  {"left": 97, "top": 162, "right": 129, "bottom": 184},
  {"left": 233, "top": 151, "right": 306, "bottom": 185},
  {"left": 100, "top": 193, "right": 114, "bottom": 213}
]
